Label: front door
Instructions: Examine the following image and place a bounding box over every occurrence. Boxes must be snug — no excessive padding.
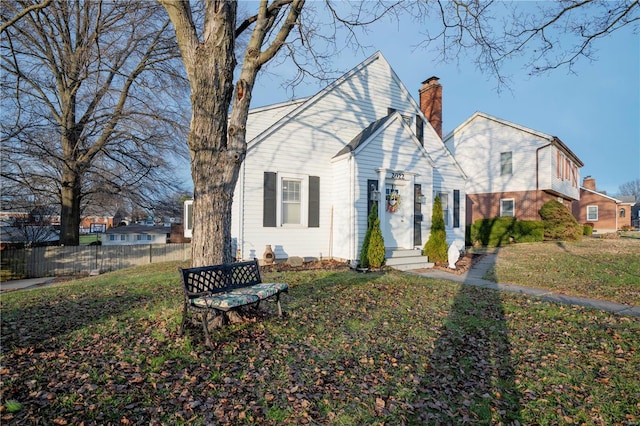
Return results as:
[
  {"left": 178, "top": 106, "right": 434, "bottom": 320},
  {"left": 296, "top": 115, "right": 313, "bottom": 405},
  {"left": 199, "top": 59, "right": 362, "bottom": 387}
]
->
[{"left": 382, "top": 182, "right": 412, "bottom": 248}]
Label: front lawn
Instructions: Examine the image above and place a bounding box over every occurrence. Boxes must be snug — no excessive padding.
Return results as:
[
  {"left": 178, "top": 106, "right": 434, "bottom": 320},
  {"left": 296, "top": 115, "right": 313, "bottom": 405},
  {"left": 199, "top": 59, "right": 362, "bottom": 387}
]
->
[
  {"left": 487, "top": 237, "right": 640, "bottom": 305},
  {"left": 1, "top": 256, "right": 638, "bottom": 425}
]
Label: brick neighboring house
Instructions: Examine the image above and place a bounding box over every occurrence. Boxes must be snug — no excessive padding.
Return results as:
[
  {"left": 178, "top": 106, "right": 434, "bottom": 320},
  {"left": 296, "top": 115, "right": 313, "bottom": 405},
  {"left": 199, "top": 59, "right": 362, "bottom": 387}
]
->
[
  {"left": 572, "top": 176, "right": 635, "bottom": 233},
  {"left": 444, "top": 112, "right": 584, "bottom": 225}
]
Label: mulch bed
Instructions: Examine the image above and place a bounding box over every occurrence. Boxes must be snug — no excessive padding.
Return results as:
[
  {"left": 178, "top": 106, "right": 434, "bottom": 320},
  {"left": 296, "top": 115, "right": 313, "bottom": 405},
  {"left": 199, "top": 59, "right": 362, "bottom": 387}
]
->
[
  {"left": 429, "top": 252, "right": 486, "bottom": 275},
  {"left": 261, "top": 253, "right": 486, "bottom": 275}
]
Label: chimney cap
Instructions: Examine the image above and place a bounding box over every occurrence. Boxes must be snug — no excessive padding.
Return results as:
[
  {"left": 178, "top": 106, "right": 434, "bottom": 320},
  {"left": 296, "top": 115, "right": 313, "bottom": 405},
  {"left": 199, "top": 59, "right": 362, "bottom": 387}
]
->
[{"left": 421, "top": 76, "right": 440, "bottom": 85}]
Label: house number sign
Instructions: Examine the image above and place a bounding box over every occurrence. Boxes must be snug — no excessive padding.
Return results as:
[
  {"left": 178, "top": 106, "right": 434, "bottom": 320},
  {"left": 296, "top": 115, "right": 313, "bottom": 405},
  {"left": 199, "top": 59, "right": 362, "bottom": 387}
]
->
[{"left": 391, "top": 172, "right": 405, "bottom": 180}]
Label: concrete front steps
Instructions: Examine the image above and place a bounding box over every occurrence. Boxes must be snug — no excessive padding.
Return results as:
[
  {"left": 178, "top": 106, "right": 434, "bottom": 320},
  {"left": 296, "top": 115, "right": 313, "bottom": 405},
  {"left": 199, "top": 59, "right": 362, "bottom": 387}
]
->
[{"left": 385, "top": 248, "right": 434, "bottom": 271}]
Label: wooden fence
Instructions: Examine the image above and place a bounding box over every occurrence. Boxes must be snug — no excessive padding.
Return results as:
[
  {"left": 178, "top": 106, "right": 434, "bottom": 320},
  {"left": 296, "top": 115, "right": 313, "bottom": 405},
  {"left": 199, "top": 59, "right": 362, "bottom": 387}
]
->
[{"left": 1, "top": 244, "right": 191, "bottom": 279}]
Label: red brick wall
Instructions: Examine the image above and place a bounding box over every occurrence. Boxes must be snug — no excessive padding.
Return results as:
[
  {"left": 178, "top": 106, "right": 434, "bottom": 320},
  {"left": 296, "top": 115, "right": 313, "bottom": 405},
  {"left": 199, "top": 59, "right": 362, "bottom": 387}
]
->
[
  {"left": 619, "top": 205, "right": 632, "bottom": 229},
  {"left": 466, "top": 190, "right": 572, "bottom": 224},
  {"left": 572, "top": 190, "right": 620, "bottom": 232}
]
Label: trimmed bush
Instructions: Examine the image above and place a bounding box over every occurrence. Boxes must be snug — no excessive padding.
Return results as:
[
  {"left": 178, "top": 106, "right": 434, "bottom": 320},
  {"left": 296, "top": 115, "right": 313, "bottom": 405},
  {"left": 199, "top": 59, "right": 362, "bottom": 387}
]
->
[
  {"left": 583, "top": 224, "right": 593, "bottom": 236},
  {"left": 359, "top": 202, "right": 385, "bottom": 268},
  {"left": 513, "top": 220, "right": 545, "bottom": 243},
  {"left": 367, "top": 213, "right": 385, "bottom": 268},
  {"left": 470, "top": 217, "right": 544, "bottom": 247},
  {"left": 424, "top": 196, "right": 448, "bottom": 263},
  {"left": 539, "top": 200, "right": 582, "bottom": 241}
]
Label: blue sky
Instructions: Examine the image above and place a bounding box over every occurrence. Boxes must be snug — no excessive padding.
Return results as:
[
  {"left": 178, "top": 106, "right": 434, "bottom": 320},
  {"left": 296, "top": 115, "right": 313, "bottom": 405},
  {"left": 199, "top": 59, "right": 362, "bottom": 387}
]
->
[{"left": 248, "top": 7, "right": 639, "bottom": 196}]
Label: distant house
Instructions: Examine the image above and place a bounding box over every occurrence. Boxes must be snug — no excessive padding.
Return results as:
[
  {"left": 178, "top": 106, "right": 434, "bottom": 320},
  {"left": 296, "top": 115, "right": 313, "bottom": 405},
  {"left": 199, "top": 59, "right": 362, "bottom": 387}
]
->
[
  {"left": 444, "top": 112, "right": 583, "bottom": 225},
  {"left": 186, "top": 52, "right": 467, "bottom": 265},
  {"left": 101, "top": 224, "right": 169, "bottom": 246},
  {"left": 572, "top": 176, "right": 633, "bottom": 233},
  {"left": 0, "top": 225, "right": 59, "bottom": 250}
]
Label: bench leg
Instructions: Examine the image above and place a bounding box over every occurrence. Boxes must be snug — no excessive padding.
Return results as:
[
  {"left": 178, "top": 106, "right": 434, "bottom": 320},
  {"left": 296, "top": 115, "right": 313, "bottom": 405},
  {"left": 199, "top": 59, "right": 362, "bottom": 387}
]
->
[
  {"left": 179, "top": 302, "right": 188, "bottom": 336},
  {"left": 276, "top": 294, "right": 283, "bottom": 317},
  {"left": 201, "top": 311, "right": 213, "bottom": 348}
]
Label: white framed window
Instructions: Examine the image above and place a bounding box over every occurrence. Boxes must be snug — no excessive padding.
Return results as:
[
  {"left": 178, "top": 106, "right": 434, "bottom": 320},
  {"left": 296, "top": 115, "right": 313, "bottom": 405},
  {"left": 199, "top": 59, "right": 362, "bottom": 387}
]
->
[
  {"left": 587, "top": 205, "right": 598, "bottom": 221},
  {"left": 137, "top": 235, "right": 144, "bottom": 241},
  {"left": 500, "top": 151, "right": 512, "bottom": 176},
  {"left": 500, "top": 198, "right": 515, "bottom": 217},
  {"left": 184, "top": 199, "right": 193, "bottom": 238},
  {"left": 147, "top": 235, "right": 152, "bottom": 241},
  {"left": 278, "top": 173, "right": 308, "bottom": 227},
  {"left": 438, "top": 191, "right": 449, "bottom": 226},
  {"left": 109, "top": 235, "right": 115, "bottom": 241},
  {"left": 120, "top": 235, "right": 126, "bottom": 241}
]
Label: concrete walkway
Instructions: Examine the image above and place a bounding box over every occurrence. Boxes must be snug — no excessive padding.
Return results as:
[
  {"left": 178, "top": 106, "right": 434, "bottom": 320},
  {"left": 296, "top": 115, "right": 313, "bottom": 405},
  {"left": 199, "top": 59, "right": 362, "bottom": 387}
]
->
[
  {"left": 411, "top": 253, "right": 640, "bottom": 318},
  {"left": 0, "top": 277, "right": 60, "bottom": 292}
]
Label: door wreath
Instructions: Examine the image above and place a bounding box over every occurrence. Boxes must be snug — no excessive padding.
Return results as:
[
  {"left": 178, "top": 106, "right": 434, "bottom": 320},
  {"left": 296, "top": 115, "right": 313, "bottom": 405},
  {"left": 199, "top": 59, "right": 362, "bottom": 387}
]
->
[{"left": 386, "top": 192, "right": 401, "bottom": 213}]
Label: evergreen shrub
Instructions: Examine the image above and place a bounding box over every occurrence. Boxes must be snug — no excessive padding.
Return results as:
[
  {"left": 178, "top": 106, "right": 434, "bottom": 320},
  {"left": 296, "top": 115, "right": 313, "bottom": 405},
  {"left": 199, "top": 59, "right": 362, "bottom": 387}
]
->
[
  {"left": 424, "top": 196, "right": 448, "bottom": 263},
  {"left": 539, "top": 200, "right": 582, "bottom": 241},
  {"left": 470, "top": 217, "right": 544, "bottom": 247}
]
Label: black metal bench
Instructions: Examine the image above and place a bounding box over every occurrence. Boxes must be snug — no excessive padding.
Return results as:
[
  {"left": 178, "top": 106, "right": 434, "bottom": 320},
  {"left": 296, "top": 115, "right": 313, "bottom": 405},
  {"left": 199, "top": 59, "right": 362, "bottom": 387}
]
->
[{"left": 178, "top": 259, "right": 288, "bottom": 347}]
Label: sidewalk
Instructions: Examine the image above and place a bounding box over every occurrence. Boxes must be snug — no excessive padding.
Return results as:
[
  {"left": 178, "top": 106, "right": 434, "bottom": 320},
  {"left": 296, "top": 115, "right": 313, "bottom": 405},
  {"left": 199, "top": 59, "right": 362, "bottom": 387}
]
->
[
  {"left": 0, "top": 277, "right": 59, "bottom": 292},
  {"left": 411, "top": 253, "right": 640, "bottom": 318}
]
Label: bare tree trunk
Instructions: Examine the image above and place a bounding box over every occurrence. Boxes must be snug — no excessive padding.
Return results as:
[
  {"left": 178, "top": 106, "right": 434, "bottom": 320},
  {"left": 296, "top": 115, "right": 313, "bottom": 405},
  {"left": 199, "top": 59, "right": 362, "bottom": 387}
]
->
[
  {"left": 160, "top": 0, "right": 304, "bottom": 267},
  {"left": 185, "top": 2, "right": 239, "bottom": 266},
  {"left": 60, "top": 167, "right": 81, "bottom": 246}
]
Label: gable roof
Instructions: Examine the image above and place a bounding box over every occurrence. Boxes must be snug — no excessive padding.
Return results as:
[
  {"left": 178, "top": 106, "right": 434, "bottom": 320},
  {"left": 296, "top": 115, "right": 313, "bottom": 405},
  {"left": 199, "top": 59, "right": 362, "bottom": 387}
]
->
[
  {"left": 104, "top": 225, "right": 169, "bottom": 235},
  {"left": 333, "top": 115, "right": 393, "bottom": 157},
  {"left": 581, "top": 187, "right": 622, "bottom": 203},
  {"left": 332, "top": 112, "right": 436, "bottom": 166},
  {"left": 445, "top": 111, "right": 584, "bottom": 167},
  {"left": 246, "top": 51, "right": 466, "bottom": 178}
]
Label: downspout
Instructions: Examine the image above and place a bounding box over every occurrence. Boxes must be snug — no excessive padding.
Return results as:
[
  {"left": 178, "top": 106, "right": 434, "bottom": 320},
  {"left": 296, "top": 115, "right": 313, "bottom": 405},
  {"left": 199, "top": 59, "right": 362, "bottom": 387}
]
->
[
  {"left": 536, "top": 142, "right": 552, "bottom": 217},
  {"left": 238, "top": 161, "right": 245, "bottom": 260},
  {"left": 349, "top": 155, "right": 355, "bottom": 264}
]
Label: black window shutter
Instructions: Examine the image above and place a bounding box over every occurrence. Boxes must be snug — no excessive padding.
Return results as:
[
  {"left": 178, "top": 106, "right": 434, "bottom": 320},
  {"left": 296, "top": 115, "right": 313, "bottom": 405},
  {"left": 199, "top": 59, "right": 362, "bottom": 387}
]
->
[
  {"left": 453, "top": 189, "right": 460, "bottom": 228},
  {"left": 308, "top": 176, "right": 320, "bottom": 228},
  {"left": 416, "top": 115, "right": 424, "bottom": 145},
  {"left": 263, "top": 172, "right": 277, "bottom": 227}
]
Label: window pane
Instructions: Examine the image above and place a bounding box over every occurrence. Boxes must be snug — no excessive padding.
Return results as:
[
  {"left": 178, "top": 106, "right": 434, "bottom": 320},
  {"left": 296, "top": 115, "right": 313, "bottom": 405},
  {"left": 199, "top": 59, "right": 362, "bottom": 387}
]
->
[
  {"left": 501, "top": 199, "right": 514, "bottom": 217},
  {"left": 282, "top": 179, "right": 301, "bottom": 224},
  {"left": 501, "top": 152, "right": 512, "bottom": 175},
  {"left": 283, "top": 203, "right": 300, "bottom": 224},
  {"left": 587, "top": 206, "right": 598, "bottom": 221},
  {"left": 439, "top": 192, "right": 449, "bottom": 226}
]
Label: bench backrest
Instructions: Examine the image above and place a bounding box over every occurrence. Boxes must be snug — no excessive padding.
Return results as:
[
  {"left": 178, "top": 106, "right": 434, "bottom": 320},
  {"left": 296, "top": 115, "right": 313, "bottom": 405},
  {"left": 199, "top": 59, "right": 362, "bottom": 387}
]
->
[{"left": 179, "top": 259, "right": 262, "bottom": 296}]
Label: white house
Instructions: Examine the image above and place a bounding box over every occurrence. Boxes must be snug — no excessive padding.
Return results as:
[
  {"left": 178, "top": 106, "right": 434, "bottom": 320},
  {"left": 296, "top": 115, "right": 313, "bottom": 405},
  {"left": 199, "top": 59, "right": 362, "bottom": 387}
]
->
[
  {"left": 102, "top": 224, "right": 169, "bottom": 246},
  {"left": 192, "top": 53, "right": 465, "bottom": 263},
  {"left": 444, "top": 112, "right": 583, "bottom": 225},
  {"left": 188, "top": 52, "right": 467, "bottom": 266}
]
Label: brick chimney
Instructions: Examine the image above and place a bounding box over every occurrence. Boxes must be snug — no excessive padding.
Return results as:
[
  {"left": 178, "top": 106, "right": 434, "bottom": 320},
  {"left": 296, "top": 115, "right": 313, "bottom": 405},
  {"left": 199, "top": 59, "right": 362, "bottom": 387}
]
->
[
  {"left": 419, "top": 76, "right": 443, "bottom": 138},
  {"left": 583, "top": 176, "right": 596, "bottom": 191}
]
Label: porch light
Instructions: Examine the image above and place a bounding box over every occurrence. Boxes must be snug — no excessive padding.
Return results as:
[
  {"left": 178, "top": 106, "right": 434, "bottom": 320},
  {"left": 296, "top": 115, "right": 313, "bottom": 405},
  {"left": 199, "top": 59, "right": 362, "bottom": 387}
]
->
[
  {"left": 370, "top": 189, "right": 381, "bottom": 202},
  {"left": 417, "top": 194, "right": 426, "bottom": 204}
]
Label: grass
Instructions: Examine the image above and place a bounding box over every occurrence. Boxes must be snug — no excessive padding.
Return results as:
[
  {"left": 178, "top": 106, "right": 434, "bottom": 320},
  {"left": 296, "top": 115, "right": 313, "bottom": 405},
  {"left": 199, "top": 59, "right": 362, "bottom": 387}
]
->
[
  {"left": 79, "top": 234, "right": 102, "bottom": 245},
  {"left": 1, "top": 241, "right": 639, "bottom": 425},
  {"left": 487, "top": 237, "right": 640, "bottom": 305}
]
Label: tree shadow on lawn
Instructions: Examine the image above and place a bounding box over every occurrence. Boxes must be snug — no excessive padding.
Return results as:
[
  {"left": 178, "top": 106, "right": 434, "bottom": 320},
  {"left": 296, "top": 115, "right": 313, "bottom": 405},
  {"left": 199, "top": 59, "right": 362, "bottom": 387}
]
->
[
  {"left": 417, "top": 277, "right": 522, "bottom": 423},
  {"left": 0, "top": 287, "right": 165, "bottom": 352}
]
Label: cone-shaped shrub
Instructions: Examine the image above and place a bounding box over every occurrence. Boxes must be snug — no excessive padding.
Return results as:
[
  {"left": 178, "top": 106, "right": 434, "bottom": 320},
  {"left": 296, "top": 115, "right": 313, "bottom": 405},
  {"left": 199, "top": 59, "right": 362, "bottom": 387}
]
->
[
  {"left": 367, "top": 213, "right": 385, "bottom": 268},
  {"left": 424, "top": 195, "right": 448, "bottom": 263},
  {"left": 359, "top": 202, "right": 376, "bottom": 268}
]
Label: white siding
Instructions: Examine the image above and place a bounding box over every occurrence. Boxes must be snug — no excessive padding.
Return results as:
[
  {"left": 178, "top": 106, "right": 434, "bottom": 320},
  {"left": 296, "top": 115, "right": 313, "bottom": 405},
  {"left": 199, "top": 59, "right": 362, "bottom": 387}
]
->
[
  {"left": 446, "top": 112, "right": 581, "bottom": 204},
  {"left": 232, "top": 52, "right": 467, "bottom": 260}
]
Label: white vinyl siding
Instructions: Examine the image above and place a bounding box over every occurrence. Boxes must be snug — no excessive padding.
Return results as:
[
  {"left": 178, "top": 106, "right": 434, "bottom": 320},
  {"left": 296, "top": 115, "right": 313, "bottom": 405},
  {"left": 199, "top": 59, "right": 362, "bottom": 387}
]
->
[
  {"left": 445, "top": 113, "right": 580, "bottom": 202},
  {"left": 231, "top": 52, "right": 467, "bottom": 260}
]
